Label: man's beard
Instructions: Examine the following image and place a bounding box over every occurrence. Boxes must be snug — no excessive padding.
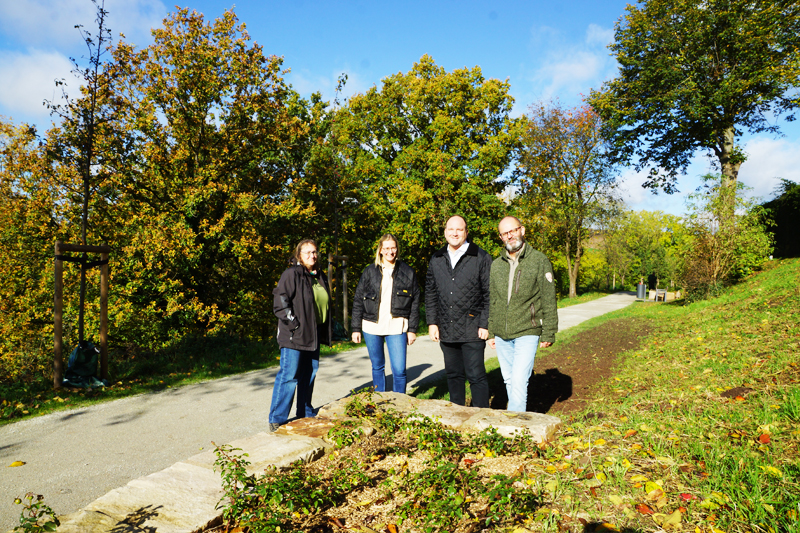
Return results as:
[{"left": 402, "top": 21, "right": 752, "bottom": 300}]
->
[{"left": 505, "top": 236, "right": 524, "bottom": 253}]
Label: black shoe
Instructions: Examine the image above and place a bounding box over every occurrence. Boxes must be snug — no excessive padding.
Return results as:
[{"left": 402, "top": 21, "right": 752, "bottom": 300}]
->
[{"left": 269, "top": 422, "right": 281, "bottom": 432}]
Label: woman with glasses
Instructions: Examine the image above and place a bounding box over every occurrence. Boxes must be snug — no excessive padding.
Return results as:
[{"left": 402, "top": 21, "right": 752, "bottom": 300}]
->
[
  {"left": 351, "top": 234, "right": 420, "bottom": 393},
  {"left": 270, "top": 239, "right": 331, "bottom": 431}
]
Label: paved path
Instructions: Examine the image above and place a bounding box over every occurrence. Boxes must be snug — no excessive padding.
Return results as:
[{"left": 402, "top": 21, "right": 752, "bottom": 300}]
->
[{"left": 0, "top": 292, "right": 635, "bottom": 528}]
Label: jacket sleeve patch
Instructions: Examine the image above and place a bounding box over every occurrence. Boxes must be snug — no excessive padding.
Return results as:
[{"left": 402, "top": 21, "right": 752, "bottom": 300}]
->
[{"left": 545, "top": 272, "right": 554, "bottom": 283}]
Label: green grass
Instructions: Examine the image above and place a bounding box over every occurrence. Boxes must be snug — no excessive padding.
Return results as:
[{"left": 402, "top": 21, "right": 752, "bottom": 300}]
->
[{"left": 411, "top": 258, "right": 800, "bottom": 532}]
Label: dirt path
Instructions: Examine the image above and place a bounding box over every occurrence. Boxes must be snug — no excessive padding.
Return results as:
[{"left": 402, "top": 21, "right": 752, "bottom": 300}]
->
[{"left": 488, "top": 317, "right": 654, "bottom": 416}]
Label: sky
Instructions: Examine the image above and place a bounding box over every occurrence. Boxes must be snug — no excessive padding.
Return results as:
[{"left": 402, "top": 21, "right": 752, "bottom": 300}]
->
[{"left": 1, "top": 0, "right": 798, "bottom": 216}]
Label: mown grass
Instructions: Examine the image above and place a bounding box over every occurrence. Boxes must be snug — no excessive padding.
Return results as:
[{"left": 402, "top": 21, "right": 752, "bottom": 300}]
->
[{"left": 411, "top": 258, "right": 800, "bottom": 532}]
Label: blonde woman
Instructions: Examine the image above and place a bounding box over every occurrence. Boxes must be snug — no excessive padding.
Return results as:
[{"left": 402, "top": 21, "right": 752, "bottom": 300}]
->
[{"left": 351, "top": 234, "right": 420, "bottom": 393}]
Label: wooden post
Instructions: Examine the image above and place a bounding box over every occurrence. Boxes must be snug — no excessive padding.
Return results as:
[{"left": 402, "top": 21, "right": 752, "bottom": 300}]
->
[
  {"left": 54, "top": 242, "right": 64, "bottom": 389},
  {"left": 341, "top": 256, "right": 348, "bottom": 330},
  {"left": 53, "top": 242, "right": 112, "bottom": 388},
  {"left": 100, "top": 251, "right": 108, "bottom": 380}
]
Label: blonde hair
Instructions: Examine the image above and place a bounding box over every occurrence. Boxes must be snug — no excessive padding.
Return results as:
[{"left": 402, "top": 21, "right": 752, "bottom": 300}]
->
[{"left": 373, "top": 234, "right": 400, "bottom": 266}]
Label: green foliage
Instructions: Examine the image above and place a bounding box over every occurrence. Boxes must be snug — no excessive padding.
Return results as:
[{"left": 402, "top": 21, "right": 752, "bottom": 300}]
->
[
  {"left": 12, "top": 493, "right": 59, "bottom": 533},
  {"left": 682, "top": 174, "right": 773, "bottom": 300},
  {"left": 333, "top": 55, "right": 516, "bottom": 276},
  {"left": 590, "top": 0, "right": 800, "bottom": 191},
  {"left": 762, "top": 178, "right": 800, "bottom": 258},
  {"left": 514, "top": 102, "right": 618, "bottom": 298}
]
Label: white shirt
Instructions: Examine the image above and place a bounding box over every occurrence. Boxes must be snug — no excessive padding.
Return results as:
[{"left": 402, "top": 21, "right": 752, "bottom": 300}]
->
[{"left": 447, "top": 241, "right": 470, "bottom": 269}]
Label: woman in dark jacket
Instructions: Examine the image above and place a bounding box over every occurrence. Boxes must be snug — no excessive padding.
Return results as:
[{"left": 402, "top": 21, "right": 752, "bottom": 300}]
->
[
  {"left": 351, "top": 234, "right": 420, "bottom": 393},
  {"left": 269, "top": 239, "right": 331, "bottom": 431}
]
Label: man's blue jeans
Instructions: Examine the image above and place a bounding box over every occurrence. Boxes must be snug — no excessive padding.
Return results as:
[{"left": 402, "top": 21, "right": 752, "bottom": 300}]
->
[
  {"left": 494, "top": 335, "right": 539, "bottom": 412},
  {"left": 268, "top": 346, "right": 319, "bottom": 425},
  {"left": 363, "top": 332, "right": 407, "bottom": 393}
]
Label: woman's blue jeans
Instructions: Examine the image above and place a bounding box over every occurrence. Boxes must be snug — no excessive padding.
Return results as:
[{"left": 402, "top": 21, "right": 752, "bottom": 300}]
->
[
  {"left": 363, "top": 332, "right": 407, "bottom": 393},
  {"left": 494, "top": 335, "right": 539, "bottom": 412},
  {"left": 268, "top": 346, "right": 319, "bottom": 425}
]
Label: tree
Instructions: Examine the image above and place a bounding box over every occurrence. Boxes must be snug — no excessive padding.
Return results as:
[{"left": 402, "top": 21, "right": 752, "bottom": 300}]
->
[
  {"left": 46, "top": 0, "right": 120, "bottom": 344},
  {"left": 681, "top": 174, "right": 773, "bottom": 300},
  {"left": 589, "top": 0, "right": 800, "bottom": 195},
  {"left": 763, "top": 179, "right": 800, "bottom": 258},
  {"left": 97, "top": 8, "right": 306, "bottom": 344},
  {"left": 514, "top": 102, "right": 618, "bottom": 298},
  {"left": 333, "top": 55, "right": 517, "bottom": 275}
]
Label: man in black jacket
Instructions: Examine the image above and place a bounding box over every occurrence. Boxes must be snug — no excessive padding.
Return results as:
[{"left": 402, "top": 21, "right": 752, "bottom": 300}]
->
[{"left": 425, "top": 215, "right": 492, "bottom": 407}]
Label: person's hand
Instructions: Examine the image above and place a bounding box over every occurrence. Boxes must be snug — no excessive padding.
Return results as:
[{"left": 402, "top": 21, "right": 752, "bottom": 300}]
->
[
  {"left": 488, "top": 338, "right": 496, "bottom": 349},
  {"left": 478, "top": 328, "right": 489, "bottom": 340},
  {"left": 351, "top": 332, "right": 361, "bottom": 343},
  {"left": 428, "top": 325, "right": 439, "bottom": 342},
  {"left": 407, "top": 332, "right": 417, "bottom": 345},
  {"left": 539, "top": 341, "right": 552, "bottom": 348}
]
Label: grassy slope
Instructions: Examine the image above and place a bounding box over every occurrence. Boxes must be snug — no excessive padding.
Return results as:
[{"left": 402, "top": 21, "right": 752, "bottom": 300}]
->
[{"left": 417, "top": 258, "right": 800, "bottom": 532}]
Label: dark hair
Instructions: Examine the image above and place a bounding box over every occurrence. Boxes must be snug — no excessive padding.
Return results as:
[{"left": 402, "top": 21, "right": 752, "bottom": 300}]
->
[{"left": 292, "top": 239, "right": 318, "bottom": 267}]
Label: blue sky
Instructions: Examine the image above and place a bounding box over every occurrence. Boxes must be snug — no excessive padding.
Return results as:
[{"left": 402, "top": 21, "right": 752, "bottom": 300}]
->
[{"left": 1, "top": 0, "right": 798, "bottom": 215}]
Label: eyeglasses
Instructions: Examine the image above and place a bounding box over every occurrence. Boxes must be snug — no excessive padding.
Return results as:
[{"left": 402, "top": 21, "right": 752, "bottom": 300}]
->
[
  {"left": 499, "top": 226, "right": 522, "bottom": 239},
  {"left": 300, "top": 250, "right": 318, "bottom": 256}
]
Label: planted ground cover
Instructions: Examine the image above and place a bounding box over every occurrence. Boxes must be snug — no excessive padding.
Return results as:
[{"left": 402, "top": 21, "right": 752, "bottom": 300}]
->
[{"left": 213, "top": 258, "right": 800, "bottom": 532}]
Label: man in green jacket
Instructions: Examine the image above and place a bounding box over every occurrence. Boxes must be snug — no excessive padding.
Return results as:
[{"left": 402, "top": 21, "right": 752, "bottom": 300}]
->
[{"left": 488, "top": 216, "right": 558, "bottom": 412}]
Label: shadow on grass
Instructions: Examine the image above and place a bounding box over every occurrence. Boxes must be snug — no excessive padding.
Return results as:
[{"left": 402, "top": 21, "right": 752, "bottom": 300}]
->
[{"left": 412, "top": 363, "right": 575, "bottom": 415}]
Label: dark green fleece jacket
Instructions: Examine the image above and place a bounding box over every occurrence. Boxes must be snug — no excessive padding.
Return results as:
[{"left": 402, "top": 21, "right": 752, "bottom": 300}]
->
[{"left": 488, "top": 243, "right": 558, "bottom": 344}]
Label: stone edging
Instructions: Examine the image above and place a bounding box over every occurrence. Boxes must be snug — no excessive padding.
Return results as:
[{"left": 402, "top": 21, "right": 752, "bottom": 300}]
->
[{"left": 51, "top": 393, "right": 561, "bottom": 533}]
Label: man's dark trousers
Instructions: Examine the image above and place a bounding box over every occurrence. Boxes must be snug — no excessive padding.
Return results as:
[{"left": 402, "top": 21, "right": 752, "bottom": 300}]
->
[{"left": 440, "top": 340, "right": 489, "bottom": 407}]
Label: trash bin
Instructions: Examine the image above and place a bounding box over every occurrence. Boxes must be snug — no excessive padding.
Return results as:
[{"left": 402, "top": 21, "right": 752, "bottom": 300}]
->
[{"left": 636, "top": 282, "right": 646, "bottom": 300}]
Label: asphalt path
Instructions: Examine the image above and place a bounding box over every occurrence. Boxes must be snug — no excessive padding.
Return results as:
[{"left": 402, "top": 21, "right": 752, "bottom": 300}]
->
[{"left": 0, "top": 292, "right": 635, "bottom": 528}]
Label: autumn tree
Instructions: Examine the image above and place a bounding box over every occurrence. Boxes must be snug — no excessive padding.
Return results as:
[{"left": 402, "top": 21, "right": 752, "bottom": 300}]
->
[
  {"left": 681, "top": 175, "right": 773, "bottom": 300},
  {"left": 589, "top": 0, "right": 800, "bottom": 196},
  {"left": 333, "top": 55, "right": 517, "bottom": 274},
  {"left": 96, "top": 8, "right": 307, "bottom": 345},
  {"left": 514, "top": 102, "right": 618, "bottom": 298},
  {"left": 46, "top": 0, "right": 121, "bottom": 344}
]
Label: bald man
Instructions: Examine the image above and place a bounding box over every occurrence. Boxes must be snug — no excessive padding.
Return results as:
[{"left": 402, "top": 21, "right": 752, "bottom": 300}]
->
[
  {"left": 425, "top": 215, "right": 492, "bottom": 407},
  {"left": 487, "top": 216, "right": 558, "bottom": 412}
]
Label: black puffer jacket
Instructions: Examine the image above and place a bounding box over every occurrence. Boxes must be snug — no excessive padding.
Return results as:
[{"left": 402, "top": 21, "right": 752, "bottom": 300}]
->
[
  {"left": 351, "top": 261, "right": 420, "bottom": 333},
  {"left": 425, "top": 243, "right": 492, "bottom": 342},
  {"left": 273, "top": 264, "right": 331, "bottom": 351}
]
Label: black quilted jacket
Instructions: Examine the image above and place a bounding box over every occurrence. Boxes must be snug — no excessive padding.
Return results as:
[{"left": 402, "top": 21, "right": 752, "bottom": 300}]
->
[
  {"left": 351, "top": 261, "right": 421, "bottom": 333},
  {"left": 425, "top": 243, "right": 492, "bottom": 343}
]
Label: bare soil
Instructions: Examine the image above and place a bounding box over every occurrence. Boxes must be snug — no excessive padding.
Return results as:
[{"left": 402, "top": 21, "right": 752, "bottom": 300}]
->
[{"left": 487, "top": 317, "right": 654, "bottom": 417}]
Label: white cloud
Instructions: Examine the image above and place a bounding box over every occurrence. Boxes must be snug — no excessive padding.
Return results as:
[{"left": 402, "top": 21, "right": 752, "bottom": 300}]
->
[
  {"left": 0, "top": 49, "right": 75, "bottom": 122},
  {"left": 585, "top": 23, "right": 614, "bottom": 48},
  {"left": 519, "top": 23, "right": 617, "bottom": 107},
  {"left": 0, "top": 0, "right": 166, "bottom": 49},
  {"left": 739, "top": 137, "right": 800, "bottom": 200}
]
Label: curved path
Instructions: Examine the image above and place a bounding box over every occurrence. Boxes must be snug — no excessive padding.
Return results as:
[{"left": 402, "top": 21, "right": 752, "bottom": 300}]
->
[{"left": 0, "top": 292, "right": 635, "bottom": 528}]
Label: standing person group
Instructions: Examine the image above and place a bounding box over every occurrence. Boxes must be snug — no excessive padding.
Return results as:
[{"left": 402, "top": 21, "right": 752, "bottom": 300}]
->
[{"left": 268, "top": 215, "right": 559, "bottom": 431}]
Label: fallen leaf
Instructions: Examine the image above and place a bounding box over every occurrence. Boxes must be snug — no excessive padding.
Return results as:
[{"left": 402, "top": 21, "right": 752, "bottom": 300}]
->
[
  {"left": 758, "top": 433, "right": 770, "bottom": 444},
  {"left": 635, "top": 503, "right": 654, "bottom": 515},
  {"left": 8, "top": 461, "right": 25, "bottom": 467},
  {"left": 624, "top": 429, "right": 637, "bottom": 438},
  {"left": 679, "top": 493, "right": 698, "bottom": 502},
  {"left": 387, "top": 524, "right": 398, "bottom": 533},
  {"left": 608, "top": 495, "right": 624, "bottom": 507},
  {"left": 759, "top": 465, "right": 783, "bottom": 478},
  {"left": 630, "top": 474, "right": 649, "bottom": 482}
]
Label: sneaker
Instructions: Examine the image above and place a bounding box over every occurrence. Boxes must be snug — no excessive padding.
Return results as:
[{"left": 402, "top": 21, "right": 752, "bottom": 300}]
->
[{"left": 268, "top": 422, "right": 281, "bottom": 432}]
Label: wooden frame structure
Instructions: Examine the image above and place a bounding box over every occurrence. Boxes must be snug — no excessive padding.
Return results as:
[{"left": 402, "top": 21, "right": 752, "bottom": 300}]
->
[
  {"left": 54, "top": 241, "right": 111, "bottom": 389},
  {"left": 328, "top": 254, "right": 349, "bottom": 331}
]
